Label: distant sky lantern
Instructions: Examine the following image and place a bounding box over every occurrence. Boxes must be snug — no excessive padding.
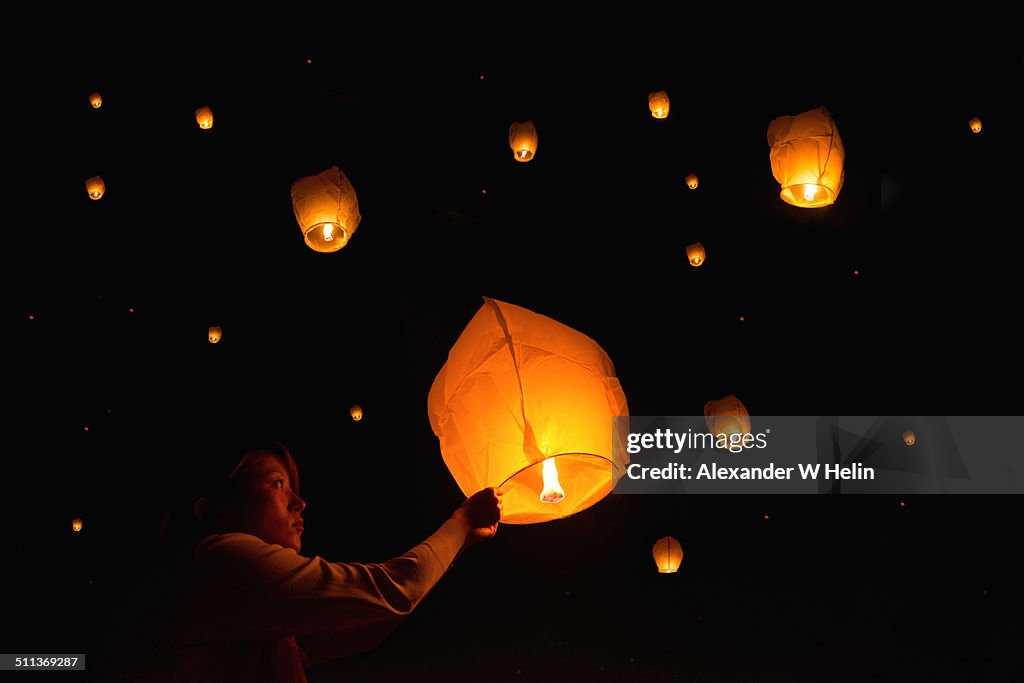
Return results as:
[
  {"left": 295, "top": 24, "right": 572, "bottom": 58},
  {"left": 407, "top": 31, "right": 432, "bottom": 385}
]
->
[
  {"left": 72, "top": 518, "right": 83, "bottom": 533},
  {"left": 767, "top": 106, "right": 845, "bottom": 208},
  {"left": 685, "top": 173, "right": 698, "bottom": 190},
  {"left": 652, "top": 536, "right": 683, "bottom": 573},
  {"left": 291, "top": 166, "right": 362, "bottom": 253},
  {"left": 509, "top": 121, "right": 538, "bottom": 162},
  {"left": 704, "top": 394, "right": 751, "bottom": 438},
  {"left": 429, "top": 297, "right": 629, "bottom": 524},
  {"left": 195, "top": 106, "right": 214, "bottom": 129},
  {"left": 969, "top": 117, "right": 982, "bottom": 134},
  {"left": 89, "top": 92, "right": 102, "bottom": 109},
  {"left": 903, "top": 429, "right": 916, "bottom": 446},
  {"left": 648, "top": 90, "right": 670, "bottom": 119},
  {"left": 686, "top": 242, "right": 706, "bottom": 267},
  {"left": 350, "top": 405, "right": 363, "bottom": 422},
  {"left": 207, "top": 326, "right": 222, "bottom": 344},
  {"left": 86, "top": 176, "right": 105, "bottom": 200}
]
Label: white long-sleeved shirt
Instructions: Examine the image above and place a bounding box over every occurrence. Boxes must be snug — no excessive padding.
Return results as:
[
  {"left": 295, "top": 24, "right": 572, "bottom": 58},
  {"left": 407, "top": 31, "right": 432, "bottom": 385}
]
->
[{"left": 167, "top": 518, "right": 466, "bottom": 682}]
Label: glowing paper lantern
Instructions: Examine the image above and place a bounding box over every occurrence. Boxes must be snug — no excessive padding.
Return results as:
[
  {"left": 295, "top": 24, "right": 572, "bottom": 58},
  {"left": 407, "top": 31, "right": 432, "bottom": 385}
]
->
[
  {"left": 509, "top": 121, "right": 538, "bottom": 162},
  {"left": 89, "top": 92, "right": 102, "bottom": 109},
  {"left": 686, "top": 242, "right": 706, "bottom": 267},
  {"left": 291, "top": 166, "right": 362, "bottom": 253},
  {"left": 704, "top": 394, "right": 750, "bottom": 438},
  {"left": 652, "top": 535, "right": 682, "bottom": 573},
  {"left": 207, "top": 326, "right": 222, "bottom": 344},
  {"left": 350, "top": 405, "right": 363, "bottom": 422},
  {"left": 685, "top": 173, "right": 698, "bottom": 190},
  {"left": 903, "top": 429, "right": 916, "bottom": 446},
  {"left": 648, "top": 91, "right": 670, "bottom": 119},
  {"left": 72, "top": 518, "right": 83, "bottom": 532},
  {"left": 969, "top": 117, "right": 982, "bottom": 134},
  {"left": 767, "top": 106, "right": 845, "bottom": 208},
  {"left": 428, "top": 297, "right": 629, "bottom": 524},
  {"left": 86, "top": 176, "right": 105, "bottom": 200},
  {"left": 195, "top": 106, "right": 214, "bottom": 129}
]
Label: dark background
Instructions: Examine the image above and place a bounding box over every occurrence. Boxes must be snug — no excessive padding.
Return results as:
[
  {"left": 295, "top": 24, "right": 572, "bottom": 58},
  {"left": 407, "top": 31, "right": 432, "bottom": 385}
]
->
[{"left": 10, "top": 26, "right": 1023, "bottom": 681}]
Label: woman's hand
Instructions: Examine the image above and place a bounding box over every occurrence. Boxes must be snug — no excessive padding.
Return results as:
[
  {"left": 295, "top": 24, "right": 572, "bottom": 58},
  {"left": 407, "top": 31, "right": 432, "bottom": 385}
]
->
[{"left": 452, "top": 487, "right": 503, "bottom": 547}]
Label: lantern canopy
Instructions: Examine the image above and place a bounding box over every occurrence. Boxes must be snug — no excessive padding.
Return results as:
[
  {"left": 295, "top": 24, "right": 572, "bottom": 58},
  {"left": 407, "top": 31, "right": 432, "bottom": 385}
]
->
[
  {"left": 195, "top": 106, "right": 214, "bottom": 129},
  {"left": 652, "top": 536, "right": 683, "bottom": 573},
  {"left": 685, "top": 173, "right": 698, "bottom": 190},
  {"left": 72, "top": 518, "right": 84, "bottom": 532},
  {"left": 767, "top": 106, "right": 845, "bottom": 208},
  {"left": 290, "top": 166, "right": 362, "bottom": 253},
  {"left": 89, "top": 92, "right": 102, "bottom": 109},
  {"left": 207, "top": 326, "right": 222, "bottom": 344},
  {"left": 686, "top": 242, "right": 706, "bottom": 267},
  {"left": 648, "top": 91, "right": 670, "bottom": 119},
  {"left": 704, "top": 394, "right": 750, "bottom": 438},
  {"left": 903, "top": 429, "right": 916, "bottom": 446},
  {"left": 969, "top": 117, "right": 982, "bottom": 134},
  {"left": 350, "top": 405, "right": 363, "bottom": 422},
  {"left": 509, "top": 121, "right": 538, "bottom": 162},
  {"left": 428, "top": 297, "right": 629, "bottom": 524},
  {"left": 86, "top": 176, "right": 105, "bottom": 200}
]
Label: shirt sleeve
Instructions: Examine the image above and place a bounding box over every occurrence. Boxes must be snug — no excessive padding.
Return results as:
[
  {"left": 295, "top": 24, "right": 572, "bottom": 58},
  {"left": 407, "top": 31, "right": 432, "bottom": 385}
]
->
[{"left": 179, "top": 517, "right": 466, "bottom": 659}]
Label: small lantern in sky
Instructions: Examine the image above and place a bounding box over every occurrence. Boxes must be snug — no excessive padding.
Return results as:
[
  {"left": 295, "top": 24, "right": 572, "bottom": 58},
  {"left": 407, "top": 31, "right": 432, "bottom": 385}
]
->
[
  {"left": 89, "top": 92, "right": 102, "bottom": 109},
  {"left": 350, "top": 405, "right": 363, "bottom": 422},
  {"left": 648, "top": 91, "right": 670, "bottom": 119},
  {"left": 903, "top": 429, "right": 916, "bottom": 446},
  {"left": 291, "top": 166, "right": 362, "bottom": 253},
  {"left": 429, "top": 297, "right": 629, "bottom": 524},
  {"left": 767, "top": 106, "right": 845, "bottom": 208},
  {"left": 195, "top": 106, "right": 214, "bottom": 130},
  {"left": 208, "top": 326, "right": 222, "bottom": 344},
  {"left": 704, "top": 394, "right": 750, "bottom": 438},
  {"left": 685, "top": 173, "right": 699, "bottom": 190},
  {"left": 969, "top": 117, "right": 982, "bottom": 134},
  {"left": 509, "top": 121, "right": 538, "bottom": 162},
  {"left": 686, "top": 242, "right": 706, "bottom": 267},
  {"left": 72, "top": 518, "right": 84, "bottom": 533},
  {"left": 86, "top": 176, "right": 105, "bottom": 200},
  {"left": 652, "top": 535, "right": 683, "bottom": 573}
]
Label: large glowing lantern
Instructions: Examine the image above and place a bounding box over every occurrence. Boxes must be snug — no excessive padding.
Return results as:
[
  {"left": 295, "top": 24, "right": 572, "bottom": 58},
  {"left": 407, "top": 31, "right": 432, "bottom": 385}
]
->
[
  {"left": 767, "top": 106, "right": 845, "bottom": 208},
  {"left": 350, "top": 405, "right": 363, "bottom": 422},
  {"left": 969, "top": 117, "right": 982, "bottom": 134},
  {"left": 686, "top": 242, "right": 706, "bottom": 267},
  {"left": 652, "top": 536, "right": 682, "bottom": 573},
  {"left": 195, "top": 106, "right": 214, "bottom": 129},
  {"left": 207, "top": 326, "right": 222, "bottom": 344},
  {"left": 903, "top": 429, "right": 916, "bottom": 446},
  {"left": 89, "top": 93, "right": 102, "bottom": 109},
  {"left": 86, "top": 176, "right": 105, "bottom": 200},
  {"left": 291, "top": 166, "right": 362, "bottom": 253},
  {"left": 509, "top": 121, "right": 538, "bottom": 162},
  {"left": 428, "top": 297, "right": 629, "bottom": 524},
  {"left": 72, "top": 518, "right": 84, "bottom": 533},
  {"left": 648, "top": 91, "right": 670, "bottom": 119},
  {"left": 685, "top": 173, "right": 698, "bottom": 190},
  {"left": 704, "top": 394, "right": 750, "bottom": 438}
]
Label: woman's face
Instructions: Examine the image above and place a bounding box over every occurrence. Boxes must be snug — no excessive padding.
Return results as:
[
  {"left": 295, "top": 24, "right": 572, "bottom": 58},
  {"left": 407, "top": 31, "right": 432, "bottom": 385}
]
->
[{"left": 222, "top": 452, "right": 306, "bottom": 552}]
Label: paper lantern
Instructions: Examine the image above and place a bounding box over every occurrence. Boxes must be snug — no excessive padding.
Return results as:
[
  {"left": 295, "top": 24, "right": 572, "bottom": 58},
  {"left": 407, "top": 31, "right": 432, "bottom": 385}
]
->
[
  {"left": 704, "top": 394, "right": 750, "bottom": 438},
  {"left": 195, "top": 106, "right": 214, "bottom": 129},
  {"left": 89, "top": 92, "right": 102, "bottom": 109},
  {"left": 509, "top": 121, "right": 538, "bottom": 162},
  {"left": 903, "top": 429, "right": 916, "bottom": 446},
  {"left": 685, "top": 173, "right": 698, "bottom": 190},
  {"left": 72, "top": 518, "right": 83, "bottom": 533},
  {"left": 767, "top": 106, "right": 845, "bottom": 208},
  {"left": 207, "top": 326, "right": 222, "bottom": 344},
  {"left": 969, "top": 117, "right": 982, "bottom": 134},
  {"left": 652, "top": 536, "right": 683, "bottom": 573},
  {"left": 86, "top": 176, "right": 105, "bottom": 200},
  {"left": 350, "top": 405, "right": 363, "bottom": 422},
  {"left": 648, "top": 91, "right": 670, "bottom": 119},
  {"left": 686, "top": 242, "right": 706, "bottom": 267},
  {"left": 428, "top": 297, "right": 629, "bottom": 524},
  {"left": 291, "top": 166, "right": 362, "bottom": 253}
]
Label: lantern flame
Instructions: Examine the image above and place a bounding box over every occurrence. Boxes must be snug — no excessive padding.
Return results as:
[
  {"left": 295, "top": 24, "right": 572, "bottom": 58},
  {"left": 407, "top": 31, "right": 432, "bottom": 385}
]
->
[
  {"left": 519, "top": 149, "right": 528, "bottom": 159},
  {"left": 803, "top": 185, "right": 817, "bottom": 203},
  {"left": 540, "top": 458, "right": 565, "bottom": 504},
  {"left": 323, "top": 223, "right": 335, "bottom": 242}
]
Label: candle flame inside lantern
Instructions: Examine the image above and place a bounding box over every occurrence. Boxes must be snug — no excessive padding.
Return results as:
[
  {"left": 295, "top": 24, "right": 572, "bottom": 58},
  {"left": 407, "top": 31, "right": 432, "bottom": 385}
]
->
[
  {"left": 540, "top": 458, "right": 565, "bottom": 504},
  {"left": 323, "top": 223, "right": 334, "bottom": 242},
  {"left": 803, "top": 184, "right": 818, "bottom": 203}
]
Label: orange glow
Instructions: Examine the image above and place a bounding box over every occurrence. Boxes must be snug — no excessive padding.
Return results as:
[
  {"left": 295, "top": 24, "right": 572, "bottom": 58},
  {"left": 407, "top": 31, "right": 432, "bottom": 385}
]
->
[
  {"left": 508, "top": 121, "right": 538, "bottom": 162},
  {"left": 648, "top": 91, "right": 670, "bottom": 119},
  {"left": 685, "top": 173, "right": 699, "bottom": 190},
  {"left": 208, "top": 326, "right": 222, "bottom": 344},
  {"left": 768, "top": 106, "right": 845, "bottom": 208},
  {"left": 903, "top": 429, "right": 916, "bottom": 446},
  {"left": 86, "top": 175, "right": 105, "bottom": 200},
  {"left": 291, "top": 166, "right": 362, "bottom": 253},
  {"left": 89, "top": 92, "right": 102, "bottom": 109},
  {"left": 72, "top": 518, "right": 83, "bottom": 532},
  {"left": 540, "top": 458, "right": 565, "bottom": 504},
  {"left": 899, "top": 501, "right": 906, "bottom": 507},
  {"left": 195, "top": 106, "right": 214, "bottom": 130},
  {"left": 686, "top": 242, "right": 706, "bottom": 267},
  {"left": 28, "top": 314, "right": 34, "bottom": 320},
  {"left": 350, "top": 405, "right": 363, "bottom": 421},
  {"left": 763, "top": 514, "right": 770, "bottom": 520},
  {"left": 969, "top": 117, "right": 982, "bottom": 133},
  {"left": 704, "top": 394, "right": 751, "bottom": 439},
  {"left": 652, "top": 536, "right": 683, "bottom": 573}
]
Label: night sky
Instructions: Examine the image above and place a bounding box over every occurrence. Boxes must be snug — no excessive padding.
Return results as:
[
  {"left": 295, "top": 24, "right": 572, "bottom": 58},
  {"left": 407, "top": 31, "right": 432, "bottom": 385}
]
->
[{"left": 11, "top": 29, "right": 1023, "bottom": 681}]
